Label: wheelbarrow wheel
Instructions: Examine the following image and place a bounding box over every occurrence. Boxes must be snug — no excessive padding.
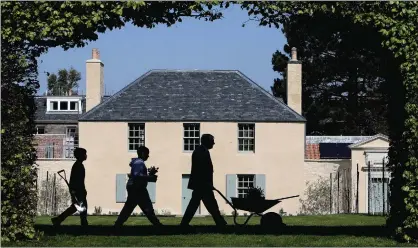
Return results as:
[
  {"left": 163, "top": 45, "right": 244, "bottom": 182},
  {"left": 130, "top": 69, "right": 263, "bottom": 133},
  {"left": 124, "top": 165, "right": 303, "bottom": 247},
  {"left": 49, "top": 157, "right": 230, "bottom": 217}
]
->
[{"left": 260, "top": 212, "right": 285, "bottom": 230}]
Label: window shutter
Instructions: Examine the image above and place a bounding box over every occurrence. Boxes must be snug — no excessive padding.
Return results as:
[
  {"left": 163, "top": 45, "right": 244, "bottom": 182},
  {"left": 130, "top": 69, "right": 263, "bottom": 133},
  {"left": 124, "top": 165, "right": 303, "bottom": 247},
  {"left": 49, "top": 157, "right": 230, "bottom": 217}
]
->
[
  {"left": 147, "top": 182, "right": 156, "bottom": 203},
  {"left": 116, "top": 174, "right": 127, "bottom": 203},
  {"left": 226, "top": 174, "right": 237, "bottom": 201},
  {"left": 255, "top": 174, "right": 266, "bottom": 196}
]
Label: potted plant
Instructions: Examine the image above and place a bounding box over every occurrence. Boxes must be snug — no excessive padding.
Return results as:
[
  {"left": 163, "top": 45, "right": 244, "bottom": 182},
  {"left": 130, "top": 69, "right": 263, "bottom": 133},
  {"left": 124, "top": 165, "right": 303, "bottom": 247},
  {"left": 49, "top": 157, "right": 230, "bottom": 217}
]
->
[
  {"left": 147, "top": 166, "right": 159, "bottom": 182},
  {"left": 246, "top": 186, "right": 265, "bottom": 201}
]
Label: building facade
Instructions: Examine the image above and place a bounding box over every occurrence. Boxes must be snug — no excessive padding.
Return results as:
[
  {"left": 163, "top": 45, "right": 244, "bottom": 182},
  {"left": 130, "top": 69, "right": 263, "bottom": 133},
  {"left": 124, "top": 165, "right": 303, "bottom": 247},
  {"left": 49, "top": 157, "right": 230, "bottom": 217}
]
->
[{"left": 34, "top": 48, "right": 389, "bottom": 217}]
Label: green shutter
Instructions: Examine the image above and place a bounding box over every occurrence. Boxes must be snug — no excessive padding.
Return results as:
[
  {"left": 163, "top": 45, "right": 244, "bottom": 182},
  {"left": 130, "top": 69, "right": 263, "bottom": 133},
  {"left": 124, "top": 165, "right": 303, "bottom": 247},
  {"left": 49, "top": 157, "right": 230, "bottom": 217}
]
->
[
  {"left": 116, "top": 174, "right": 127, "bottom": 203},
  {"left": 226, "top": 174, "right": 237, "bottom": 201},
  {"left": 147, "top": 182, "right": 156, "bottom": 203},
  {"left": 255, "top": 174, "right": 266, "bottom": 196}
]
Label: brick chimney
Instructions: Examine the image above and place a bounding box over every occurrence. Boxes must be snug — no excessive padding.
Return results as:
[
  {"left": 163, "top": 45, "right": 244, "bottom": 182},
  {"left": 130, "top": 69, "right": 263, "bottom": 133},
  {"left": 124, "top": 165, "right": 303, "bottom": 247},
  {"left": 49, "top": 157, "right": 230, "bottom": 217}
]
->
[
  {"left": 286, "top": 47, "right": 302, "bottom": 115},
  {"left": 86, "top": 48, "right": 104, "bottom": 112}
]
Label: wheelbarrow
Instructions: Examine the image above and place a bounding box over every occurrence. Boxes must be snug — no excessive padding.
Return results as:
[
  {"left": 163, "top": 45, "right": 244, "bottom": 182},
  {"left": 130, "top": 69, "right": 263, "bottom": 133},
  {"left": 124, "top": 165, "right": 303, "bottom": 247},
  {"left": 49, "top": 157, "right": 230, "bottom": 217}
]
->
[{"left": 213, "top": 187, "right": 299, "bottom": 226}]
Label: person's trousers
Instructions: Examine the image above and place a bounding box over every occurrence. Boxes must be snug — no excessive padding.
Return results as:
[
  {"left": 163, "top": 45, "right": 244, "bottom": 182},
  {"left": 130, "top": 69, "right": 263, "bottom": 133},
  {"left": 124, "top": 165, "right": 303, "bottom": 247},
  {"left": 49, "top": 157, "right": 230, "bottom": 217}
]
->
[
  {"left": 114, "top": 186, "right": 161, "bottom": 226},
  {"left": 55, "top": 192, "right": 88, "bottom": 226},
  {"left": 180, "top": 189, "right": 227, "bottom": 226}
]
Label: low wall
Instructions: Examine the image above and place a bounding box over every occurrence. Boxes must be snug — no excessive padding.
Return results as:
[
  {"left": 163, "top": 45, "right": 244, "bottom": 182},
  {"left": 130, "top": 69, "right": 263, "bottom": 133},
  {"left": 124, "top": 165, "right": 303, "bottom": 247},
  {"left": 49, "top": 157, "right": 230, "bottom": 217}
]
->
[
  {"left": 301, "top": 159, "right": 352, "bottom": 215},
  {"left": 304, "top": 159, "right": 351, "bottom": 181},
  {"left": 36, "top": 160, "right": 75, "bottom": 216}
]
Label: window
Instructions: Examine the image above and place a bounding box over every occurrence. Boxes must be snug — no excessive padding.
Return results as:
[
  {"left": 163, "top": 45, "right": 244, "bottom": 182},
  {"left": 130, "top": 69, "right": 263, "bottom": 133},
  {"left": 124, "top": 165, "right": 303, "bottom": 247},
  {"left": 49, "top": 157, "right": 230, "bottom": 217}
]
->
[
  {"left": 70, "top": 101, "right": 78, "bottom": 111},
  {"left": 47, "top": 99, "right": 81, "bottom": 112},
  {"left": 128, "top": 123, "right": 145, "bottom": 151},
  {"left": 183, "top": 123, "right": 200, "bottom": 151},
  {"left": 60, "top": 101, "right": 68, "bottom": 110},
  {"left": 50, "top": 101, "right": 58, "bottom": 110},
  {"left": 66, "top": 126, "right": 78, "bottom": 144},
  {"left": 237, "top": 174, "right": 255, "bottom": 198},
  {"left": 36, "top": 126, "right": 45, "bottom": 134},
  {"left": 238, "top": 124, "right": 255, "bottom": 152}
]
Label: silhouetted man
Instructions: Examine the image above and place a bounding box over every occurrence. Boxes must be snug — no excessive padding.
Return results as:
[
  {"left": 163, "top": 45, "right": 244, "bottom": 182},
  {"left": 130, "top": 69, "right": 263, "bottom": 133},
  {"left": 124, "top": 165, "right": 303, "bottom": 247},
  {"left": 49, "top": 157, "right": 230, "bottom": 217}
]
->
[
  {"left": 51, "top": 147, "right": 88, "bottom": 227},
  {"left": 180, "top": 134, "right": 227, "bottom": 227},
  {"left": 114, "top": 146, "right": 162, "bottom": 227}
]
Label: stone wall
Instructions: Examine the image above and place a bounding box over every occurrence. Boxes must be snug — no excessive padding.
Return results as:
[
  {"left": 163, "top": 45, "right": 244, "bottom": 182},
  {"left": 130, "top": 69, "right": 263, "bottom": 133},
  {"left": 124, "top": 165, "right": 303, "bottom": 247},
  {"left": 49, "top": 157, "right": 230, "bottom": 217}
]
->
[
  {"left": 35, "top": 160, "right": 75, "bottom": 215},
  {"left": 300, "top": 159, "right": 352, "bottom": 215},
  {"left": 304, "top": 159, "right": 351, "bottom": 182},
  {"left": 34, "top": 135, "right": 67, "bottom": 159}
]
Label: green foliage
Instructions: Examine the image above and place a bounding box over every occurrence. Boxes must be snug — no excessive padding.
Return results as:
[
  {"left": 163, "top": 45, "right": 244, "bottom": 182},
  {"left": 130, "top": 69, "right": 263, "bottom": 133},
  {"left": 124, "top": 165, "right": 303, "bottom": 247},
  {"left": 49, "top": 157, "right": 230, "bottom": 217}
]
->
[
  {"left": 241, "top": 1, "right": 418, "bottom": 242},
  {"left": 246, "top": 186, "right": 265, "bottom": 200},
  {"left": 1, "top": 1, "right": 225, "bottom": 242},
  {"left": 1, "top": 38, "right": 40, "bottom": 241},
  {"left": 1, "top": 1, "right": 224, "bottom": 53},
  {"left": 47, "top": 67, "right": 81, "bottom": 95},
  {"left": 270, "top": 13, "right": 390, "bottom": 135}
]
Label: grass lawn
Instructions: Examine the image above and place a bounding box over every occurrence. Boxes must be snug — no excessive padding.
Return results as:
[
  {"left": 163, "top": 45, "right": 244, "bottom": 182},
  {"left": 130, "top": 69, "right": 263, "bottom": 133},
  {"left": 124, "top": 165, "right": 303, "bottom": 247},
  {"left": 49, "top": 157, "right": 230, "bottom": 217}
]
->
[{"left": 3, "top": 214, "right": 417, "bottom": 247}]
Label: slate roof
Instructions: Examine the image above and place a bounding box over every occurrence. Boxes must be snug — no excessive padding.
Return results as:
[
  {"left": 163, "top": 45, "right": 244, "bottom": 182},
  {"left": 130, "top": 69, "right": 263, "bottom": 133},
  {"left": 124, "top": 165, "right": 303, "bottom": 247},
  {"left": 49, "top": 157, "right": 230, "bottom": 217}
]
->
[
  {"left": 79, "top": 70, "right": 306, "bottom": 122},
  {"left": 35, "top": 96, "right": 111, "bottom": 123},
  {"left": 348, "top": 134, "right": 389, "bottom": 148},
  {"left": 305, "top": 134, "right": 388, "bottom": 159}
]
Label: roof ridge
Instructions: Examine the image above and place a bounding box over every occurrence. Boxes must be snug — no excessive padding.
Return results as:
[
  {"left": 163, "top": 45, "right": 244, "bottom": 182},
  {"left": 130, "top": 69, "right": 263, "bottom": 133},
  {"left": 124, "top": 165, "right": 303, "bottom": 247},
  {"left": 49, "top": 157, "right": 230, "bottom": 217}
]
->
[
  {"left": 348, "top": 133, "right": 389, "bottom": 148},
  {"left": 147, "top": 69, "right": 240, "bottom": 73},
  {"left": 233, "top": 71, "right": 306, "bottom": 122},
  {"left": 307, "top": 135, "right": 374, "bottom": 137}
]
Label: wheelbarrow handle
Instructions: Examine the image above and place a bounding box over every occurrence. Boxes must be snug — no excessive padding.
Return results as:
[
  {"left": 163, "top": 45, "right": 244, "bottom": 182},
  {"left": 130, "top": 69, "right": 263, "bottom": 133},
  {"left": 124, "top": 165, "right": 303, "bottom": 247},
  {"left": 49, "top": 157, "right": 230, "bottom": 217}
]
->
[
  {"left": 273, "top": 195, "right": 300, "bottom": 201},
  {"left": 213, "top": 187, "right": 236, "bottom": 210}
]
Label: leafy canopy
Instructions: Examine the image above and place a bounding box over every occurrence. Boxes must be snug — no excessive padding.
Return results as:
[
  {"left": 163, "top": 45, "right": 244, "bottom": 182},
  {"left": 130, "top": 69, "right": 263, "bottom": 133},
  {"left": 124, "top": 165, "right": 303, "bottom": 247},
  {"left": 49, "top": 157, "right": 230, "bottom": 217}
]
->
[
  {"left": 270, "top": 12, "right": 390, "bottom": 136},
  {"left": 47, "top": 67, "right": 81, "bottom": 96}
]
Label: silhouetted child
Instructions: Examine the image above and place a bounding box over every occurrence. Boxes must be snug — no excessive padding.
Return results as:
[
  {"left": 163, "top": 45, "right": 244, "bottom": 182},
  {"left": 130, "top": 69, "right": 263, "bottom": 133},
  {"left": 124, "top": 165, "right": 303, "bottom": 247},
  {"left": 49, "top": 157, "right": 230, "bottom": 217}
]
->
[
  {"left": 51, "top": 147, "right": 88, "bottom": 227},
  {"left": 114, "top": 146, "right": 162, "bottom": 227}
]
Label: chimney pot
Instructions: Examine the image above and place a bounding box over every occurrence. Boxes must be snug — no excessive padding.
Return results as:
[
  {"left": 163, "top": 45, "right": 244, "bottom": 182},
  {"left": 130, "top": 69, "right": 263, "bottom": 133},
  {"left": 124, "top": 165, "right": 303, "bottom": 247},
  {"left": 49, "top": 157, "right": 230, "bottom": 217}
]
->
[
  {"left": 291, "top": 47, "right": 297, "bottom": 61},
  {"left": 92, "top": 48, "right": 100, "bottom": 59}
]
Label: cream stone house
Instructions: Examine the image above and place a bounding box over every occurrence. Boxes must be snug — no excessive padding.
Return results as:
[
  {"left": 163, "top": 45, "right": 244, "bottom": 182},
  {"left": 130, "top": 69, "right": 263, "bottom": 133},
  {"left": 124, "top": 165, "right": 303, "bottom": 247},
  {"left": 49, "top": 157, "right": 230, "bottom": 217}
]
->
[
  {"left": 77, "top": 48, "right": 306, "bottom": 216},
  {"left": 34, "top": 48, "right": 390, "bottom": 216}
]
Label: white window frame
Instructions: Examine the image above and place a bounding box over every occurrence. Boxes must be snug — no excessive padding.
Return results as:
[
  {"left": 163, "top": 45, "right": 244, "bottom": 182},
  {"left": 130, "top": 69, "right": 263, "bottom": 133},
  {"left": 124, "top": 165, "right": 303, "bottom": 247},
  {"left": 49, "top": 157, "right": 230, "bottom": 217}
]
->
[
  {"left": 183, "top": 123, "right": 200, "bottom": 152},
  {"left": 46, "top": 98, "right": 82, "bottom": 113},
  {"left": 60, "top": 101, "right": 69, "bottom": 110},
  {"left": 236, "top": 174, "right": 256, "bottom": 198},
  {"left": 238, "top": 123, "right": 255, "bottom": 152},
  {"left": 69, "top": 101, "right": 79, "bottom": 111},
  {"left": 128, "top": 123, "right": 145, "bottom": 152},
  {"left": 50, "top": 101, "right": 59, "bottom": 111},
  {"left": 35, "top": 125, "right": 45, "bottom": 134}
]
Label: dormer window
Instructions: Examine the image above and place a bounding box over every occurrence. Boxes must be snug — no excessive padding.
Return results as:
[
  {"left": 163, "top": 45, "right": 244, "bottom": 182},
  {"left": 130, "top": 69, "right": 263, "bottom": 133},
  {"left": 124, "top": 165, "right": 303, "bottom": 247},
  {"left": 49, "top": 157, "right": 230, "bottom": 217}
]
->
[
  {"left": 70, "top": 101, "right": 78, "bottom": 111},
  {"left": 60, "top": 101, "right": 68, "bottom": 110},
  {"left": 51, "top": 101, "right": 58, "bottom": 110},
  {"left": 46, "top": 98, "right": 82, "bottom": 113}
]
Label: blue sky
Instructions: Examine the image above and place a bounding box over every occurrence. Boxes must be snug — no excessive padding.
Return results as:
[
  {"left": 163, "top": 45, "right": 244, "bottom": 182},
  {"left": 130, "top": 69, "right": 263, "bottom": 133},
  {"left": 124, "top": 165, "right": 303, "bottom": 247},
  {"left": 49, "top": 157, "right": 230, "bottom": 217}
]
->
[{"left": 37, "top": 6, "right": 286, "bottom": 96}]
